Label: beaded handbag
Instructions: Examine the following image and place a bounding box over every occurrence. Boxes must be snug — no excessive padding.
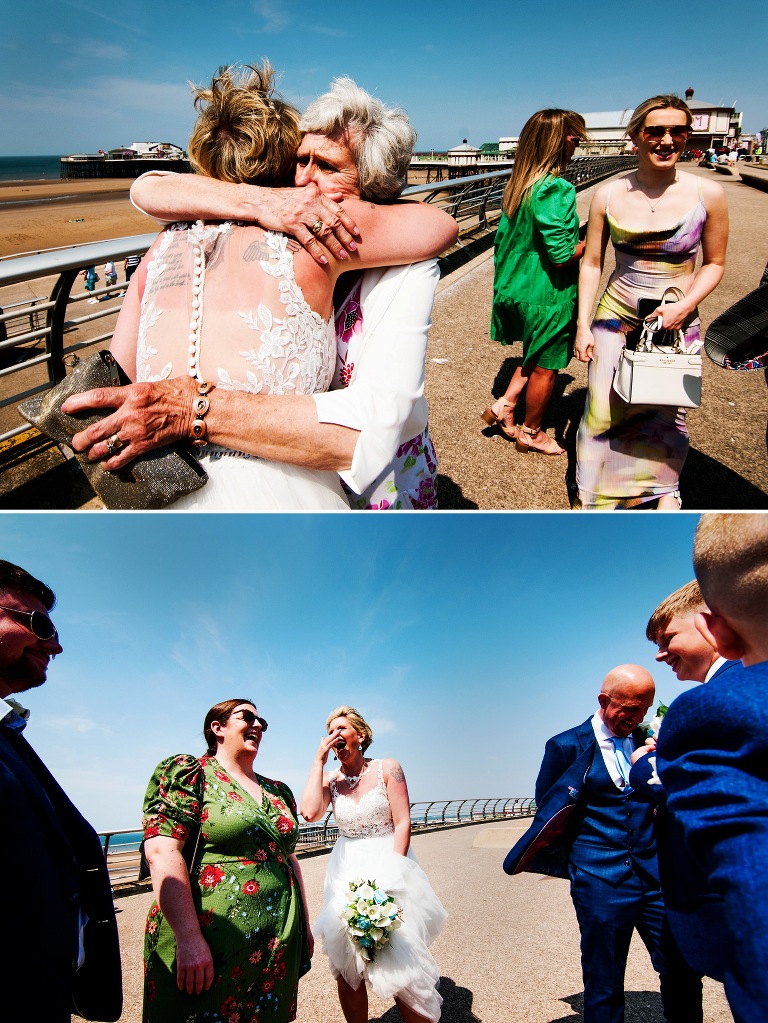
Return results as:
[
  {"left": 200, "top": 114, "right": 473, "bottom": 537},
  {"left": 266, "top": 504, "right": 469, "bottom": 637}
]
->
[{"left": 19, "top": 350, "right": 207, "bottom": 509}]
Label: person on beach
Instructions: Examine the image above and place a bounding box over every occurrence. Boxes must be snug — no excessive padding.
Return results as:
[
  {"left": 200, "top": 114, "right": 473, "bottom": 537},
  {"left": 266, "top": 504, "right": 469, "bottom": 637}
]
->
[
  {"left": 104, "top": 259, "right": 117, "bottom": 287},
  {"left": 574, "top": 95, "right": 728, "bottom": 508},
  {"left": 83, "top": 264, "right": 98, "bottom": 303},
  {"left": 504, "top": 665, "right": 701, "bottom": 1023},
  {"left": 481, "top": 109, "right": 586, "bottom": 454},
  {"left": 142, "top": 698, "right": 312, "bottom": 1023},
  {"left": 64, "top": 72, "right": 457, "bottom": 509},
  {"left": 656, "top": 514, "right": 768, "bottom": 1023},
  {"left": 0, "top": 560, "right": 122, "bottom": 1023},
  {"left": 300, "top": 705, "right": 446, "bottom": 1023}
]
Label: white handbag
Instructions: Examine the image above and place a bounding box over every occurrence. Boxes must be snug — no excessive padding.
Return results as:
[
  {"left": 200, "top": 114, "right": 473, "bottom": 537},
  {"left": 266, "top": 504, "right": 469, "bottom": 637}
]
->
[{"left": 612, "top": 290, "right": 702, "bottom": 408}]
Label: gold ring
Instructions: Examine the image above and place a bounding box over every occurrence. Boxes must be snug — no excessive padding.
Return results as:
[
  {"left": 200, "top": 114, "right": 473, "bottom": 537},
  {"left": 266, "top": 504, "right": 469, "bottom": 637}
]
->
[
  {"left": 105, "top": 433, "right": 124, "bottom": 455},
  {"left": 311, "top": 220, "right": 324, "bottom": 235}
]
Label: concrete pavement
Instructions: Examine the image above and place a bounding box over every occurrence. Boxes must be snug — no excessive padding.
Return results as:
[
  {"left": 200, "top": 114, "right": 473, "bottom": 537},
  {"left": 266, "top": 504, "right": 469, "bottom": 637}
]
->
[
  {"left": 428, "top": 166, "right": 768, "bottom": 509},
  {"left": 110, "top": 820, "right": 732, "bottom": 1023}
]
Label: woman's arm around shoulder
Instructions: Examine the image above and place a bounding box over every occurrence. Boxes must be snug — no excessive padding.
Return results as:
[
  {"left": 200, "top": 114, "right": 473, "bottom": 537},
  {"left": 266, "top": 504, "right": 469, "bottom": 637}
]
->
[
  {"left": 340, "top": 199, "right": 457, "bottom": 273},
  {"left": 384, "top": 758, "right": 412, "bottom": 856}
]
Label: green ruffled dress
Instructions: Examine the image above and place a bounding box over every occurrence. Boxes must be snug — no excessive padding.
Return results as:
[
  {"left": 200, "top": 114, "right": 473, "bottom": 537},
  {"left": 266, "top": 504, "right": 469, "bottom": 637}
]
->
[
  {"left": 491, "top": 174, "right": 579, "bottom": 370},
  {"left": 142, "top": 754, "right": 310, "bottom": 1023}
]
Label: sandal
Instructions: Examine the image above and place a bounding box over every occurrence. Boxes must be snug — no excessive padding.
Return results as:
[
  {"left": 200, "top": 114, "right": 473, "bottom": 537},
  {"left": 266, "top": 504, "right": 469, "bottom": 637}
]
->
[
  {"left": 515, "top": 425, "right": 564, "bottom": 456},
  {"left": 481, "top": 399, "right": 517, "bottom": 440}
]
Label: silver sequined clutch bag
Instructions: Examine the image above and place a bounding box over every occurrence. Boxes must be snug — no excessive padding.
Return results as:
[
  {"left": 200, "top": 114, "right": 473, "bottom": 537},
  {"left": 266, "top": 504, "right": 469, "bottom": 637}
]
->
[{"left": 19, "top": 350, "right": 208, "bottom": 509}]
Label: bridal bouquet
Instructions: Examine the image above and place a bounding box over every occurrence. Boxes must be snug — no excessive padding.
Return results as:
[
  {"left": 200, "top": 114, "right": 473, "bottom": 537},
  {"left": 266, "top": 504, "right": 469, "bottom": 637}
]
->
[{"left": 341, "top": 878, "right": 402, "bottom": 961}]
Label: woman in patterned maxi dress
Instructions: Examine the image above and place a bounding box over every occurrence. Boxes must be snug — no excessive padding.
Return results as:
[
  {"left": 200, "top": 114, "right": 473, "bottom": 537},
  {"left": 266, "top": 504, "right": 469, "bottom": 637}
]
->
[
  {"left": 142, "top": 699, "right": 312, "bottom": 1023},
  {"left": 301, "top": 706, "right": 446, "bottom": 1023},
  {"left": 574, "top": 94, "right": 728, "bottom": 508}
]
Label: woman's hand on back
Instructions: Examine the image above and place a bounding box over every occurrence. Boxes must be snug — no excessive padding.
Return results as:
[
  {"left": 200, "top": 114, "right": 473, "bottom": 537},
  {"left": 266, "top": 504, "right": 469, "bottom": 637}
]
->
[{"left": 244, "top": 182, "right": 360, "bottom": 265}]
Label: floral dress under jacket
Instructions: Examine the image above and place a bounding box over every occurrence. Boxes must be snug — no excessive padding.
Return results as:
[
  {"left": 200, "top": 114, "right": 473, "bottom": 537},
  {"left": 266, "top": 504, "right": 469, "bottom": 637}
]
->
[{"left": 142, "top": 754, "right": 310, "bottom": 1023}]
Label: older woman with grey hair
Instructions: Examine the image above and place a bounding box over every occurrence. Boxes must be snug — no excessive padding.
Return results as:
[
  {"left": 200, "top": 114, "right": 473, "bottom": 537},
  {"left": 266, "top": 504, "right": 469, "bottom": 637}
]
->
[{"left": 68, "top": 76, "right": 457, "bottom": 509}]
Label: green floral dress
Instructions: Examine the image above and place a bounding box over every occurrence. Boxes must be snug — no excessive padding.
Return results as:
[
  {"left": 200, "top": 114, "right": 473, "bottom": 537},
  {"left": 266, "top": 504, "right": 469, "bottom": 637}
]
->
[{"left": 142, "top": 754, "right": 311, "bottom": 1023}]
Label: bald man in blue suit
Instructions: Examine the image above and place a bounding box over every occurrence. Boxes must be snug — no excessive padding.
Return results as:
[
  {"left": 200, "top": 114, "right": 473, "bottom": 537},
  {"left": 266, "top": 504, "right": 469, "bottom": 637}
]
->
[{"left": 505, "top": 664, "right": 698, "bottom": 1023}]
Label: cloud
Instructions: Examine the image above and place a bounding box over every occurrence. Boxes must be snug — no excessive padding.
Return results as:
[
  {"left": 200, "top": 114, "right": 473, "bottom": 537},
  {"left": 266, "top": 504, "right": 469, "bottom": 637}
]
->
[
  {"left": 308, "top": 24, "right": 352, "bottom": 38},
  {"left": 251, "top": 0, "right": 290, "bottom": 32},
  {"left": 38, "top": 714, "right": 108, "bottom": 734},
  {"left": 370, "top": 716, "right": 396, "bottom": 735}
]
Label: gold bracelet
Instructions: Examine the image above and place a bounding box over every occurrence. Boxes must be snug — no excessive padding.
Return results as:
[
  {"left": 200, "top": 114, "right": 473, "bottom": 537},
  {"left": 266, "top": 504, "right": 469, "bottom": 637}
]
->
[{"left": 190, "top": 380, "right": 215, "bottom": 447}]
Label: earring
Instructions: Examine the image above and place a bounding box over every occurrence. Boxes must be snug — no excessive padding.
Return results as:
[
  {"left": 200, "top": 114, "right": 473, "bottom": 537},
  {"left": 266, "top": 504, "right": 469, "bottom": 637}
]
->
[{"left": 358, "top": 744, "right": 363, "bottom": 751}]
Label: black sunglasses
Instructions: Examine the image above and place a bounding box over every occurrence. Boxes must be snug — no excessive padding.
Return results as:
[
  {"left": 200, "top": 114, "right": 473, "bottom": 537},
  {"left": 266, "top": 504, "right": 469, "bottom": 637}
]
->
[
  {"left": 237, "top": 709, "right": 268, "bottom": 731},
  {"left": 0, "top": 604, "right": 57, "bottom": 640},
  {"left": 641, "top": 125, "right": 690, "bottom": 141}
]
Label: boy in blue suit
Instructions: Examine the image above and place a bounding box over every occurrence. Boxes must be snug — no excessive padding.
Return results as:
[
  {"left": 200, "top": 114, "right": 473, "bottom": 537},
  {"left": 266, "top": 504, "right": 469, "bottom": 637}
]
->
[
  {"left": 657, "top": 514, "right": 768, "bottom": 1023},
  {"left": 630, "top": 580, "right": 740, "bottom": 1002}
]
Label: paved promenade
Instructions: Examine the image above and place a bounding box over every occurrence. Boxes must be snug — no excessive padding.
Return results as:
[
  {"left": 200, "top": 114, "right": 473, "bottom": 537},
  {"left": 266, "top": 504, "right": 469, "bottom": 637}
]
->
[
  {"left": 428, "top": 166, "right": 768, "bottom": 509},
  {"left": 111, "top": 820, "right": 732, "bottom": 1023}
]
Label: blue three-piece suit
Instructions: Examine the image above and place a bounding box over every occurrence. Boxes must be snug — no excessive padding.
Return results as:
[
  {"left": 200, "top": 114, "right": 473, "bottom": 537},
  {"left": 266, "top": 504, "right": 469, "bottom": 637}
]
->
[{"left": 504, "top": 717, "right": 698, "bottom": 1023}]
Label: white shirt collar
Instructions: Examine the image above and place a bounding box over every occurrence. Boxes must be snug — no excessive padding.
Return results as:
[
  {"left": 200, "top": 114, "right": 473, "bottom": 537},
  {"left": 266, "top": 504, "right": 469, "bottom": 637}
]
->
[
  {"left": 592, "top": 711, "right": 632, "bottom": 790},
  {"left": 705, "top": 656, "right": 727, "bottom": 682}
]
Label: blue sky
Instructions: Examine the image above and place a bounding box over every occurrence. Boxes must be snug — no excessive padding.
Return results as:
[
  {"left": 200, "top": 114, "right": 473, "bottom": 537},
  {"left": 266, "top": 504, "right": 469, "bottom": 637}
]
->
[
  {"left": 3, "top": 512, "right": 707, "bottom": 832},
  {"left": 2, "top": 0, "right": 766, "bottom": 157}
]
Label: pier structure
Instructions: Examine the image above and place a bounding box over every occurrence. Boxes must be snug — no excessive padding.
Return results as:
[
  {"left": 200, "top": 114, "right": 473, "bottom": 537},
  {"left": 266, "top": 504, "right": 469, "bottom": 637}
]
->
[{"left": 113, "top": 819, "right": 732, "bottom": 1023}]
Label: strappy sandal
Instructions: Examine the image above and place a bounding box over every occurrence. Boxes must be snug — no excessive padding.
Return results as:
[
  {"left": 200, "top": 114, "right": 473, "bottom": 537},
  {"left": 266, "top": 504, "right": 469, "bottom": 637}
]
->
[
  {"left": 515, "top": 424, "right": 564, "bottom": 456},
  {"left": 481, "top": 399, "right": 517, "bottom": 440}
]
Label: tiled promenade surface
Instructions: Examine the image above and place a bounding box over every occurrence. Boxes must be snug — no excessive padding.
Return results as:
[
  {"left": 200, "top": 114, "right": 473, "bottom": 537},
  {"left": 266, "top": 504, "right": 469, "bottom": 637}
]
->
[
  {"left": 428, "top": 165, "right": 768, "bottom": 509},
  {"left": 111, "top": 820, "right": 732, "bottom": 1023}
]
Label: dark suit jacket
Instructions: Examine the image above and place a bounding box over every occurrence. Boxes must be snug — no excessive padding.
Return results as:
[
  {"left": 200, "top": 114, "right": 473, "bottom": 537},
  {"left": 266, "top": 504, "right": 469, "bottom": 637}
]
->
[
  {"left": 629, "top": 660, "right": 740, "bottom": 980},
  {"left": 0, "top": 718, "right": 122, "bottom": 1022},
  {"left": 504, "top": 717, "right": 656, "bottom": 880},
  {"left": 657, "top": 659, "right": 768, "bottom": 1023}
]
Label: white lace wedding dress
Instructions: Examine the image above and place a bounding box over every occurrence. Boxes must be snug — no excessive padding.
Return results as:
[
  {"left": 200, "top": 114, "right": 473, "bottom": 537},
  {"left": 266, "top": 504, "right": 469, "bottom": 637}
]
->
[
  {"left": 314, "top": 760, "right": 447, "bottom": 1021},
  {"left": 135, "top": 220, "right": 348, "bottom": 510}
]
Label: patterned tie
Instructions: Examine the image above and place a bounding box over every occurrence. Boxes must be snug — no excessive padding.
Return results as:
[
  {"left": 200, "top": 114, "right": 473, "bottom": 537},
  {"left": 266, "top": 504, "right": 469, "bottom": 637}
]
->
[{"left": 611, "top": 736, "right": 633, "bottom": 791}]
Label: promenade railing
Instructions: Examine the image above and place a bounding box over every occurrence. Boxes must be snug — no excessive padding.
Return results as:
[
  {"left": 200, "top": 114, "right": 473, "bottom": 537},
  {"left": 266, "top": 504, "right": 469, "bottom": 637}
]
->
[
  {"left": 99, "top": 797, "right": 535, "bottom": 887},
  {"left": 0, "top": 155, "right": 636, "bottom": 450}
]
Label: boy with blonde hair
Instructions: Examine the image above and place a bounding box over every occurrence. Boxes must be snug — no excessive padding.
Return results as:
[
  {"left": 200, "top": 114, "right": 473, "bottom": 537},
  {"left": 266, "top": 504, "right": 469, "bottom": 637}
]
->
[{"left": 656, "top": 514, "right": 768, "bottom": 1023}]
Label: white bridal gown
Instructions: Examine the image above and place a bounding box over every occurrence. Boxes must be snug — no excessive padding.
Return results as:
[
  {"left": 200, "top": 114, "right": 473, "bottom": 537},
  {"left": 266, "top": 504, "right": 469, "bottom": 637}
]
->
[
  {"left": 314, "top": 759, "right": 447, "bottom": 1021},
  {"left": 134, "top": 220, "right": 348, "bottom": 510}
]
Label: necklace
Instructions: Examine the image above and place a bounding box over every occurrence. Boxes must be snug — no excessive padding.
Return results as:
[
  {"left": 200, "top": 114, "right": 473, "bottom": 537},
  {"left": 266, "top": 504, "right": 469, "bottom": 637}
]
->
[
  {"left": 340, "top": 759, "right": 370, "bottom": 790},
  {"left": 633, "top": 172, "right": 678, "bottom": 213}
]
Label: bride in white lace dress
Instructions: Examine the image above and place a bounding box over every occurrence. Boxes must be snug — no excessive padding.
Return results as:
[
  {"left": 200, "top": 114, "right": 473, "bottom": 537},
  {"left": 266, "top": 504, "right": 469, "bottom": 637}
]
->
[
  {"left": 301, "top": 706, "right": 446, "bottom": 1023},
  {"left": 73, "top": 62, "right": 455, "bottom": 510}
]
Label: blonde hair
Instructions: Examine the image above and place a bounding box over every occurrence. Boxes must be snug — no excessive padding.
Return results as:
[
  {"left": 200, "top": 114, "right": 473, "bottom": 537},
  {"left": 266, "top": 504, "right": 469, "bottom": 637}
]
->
[
  {"left": 502, "top": 108, "right": 587, "bottom": 221},
  {"left": 626, "top": 95, "right": 692, "bottom": 139},
  {"left": 188, "top": 61, "right": 300, "bottom": 186},
  {"left": 693, "top": 514, "right": 768, "bottom": 627},
  {"left": 326, "top": 704, "right": 373, "bottom": 752},
  {"left": 646, "top": 580, "right": 707, "bottom": 642}
]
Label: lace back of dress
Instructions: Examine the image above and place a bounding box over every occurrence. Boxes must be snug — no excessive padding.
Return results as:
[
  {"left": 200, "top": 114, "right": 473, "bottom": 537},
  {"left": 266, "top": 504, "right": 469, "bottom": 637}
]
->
[{"left": 330, "top": 760, "right": 394, "bottom": 839}]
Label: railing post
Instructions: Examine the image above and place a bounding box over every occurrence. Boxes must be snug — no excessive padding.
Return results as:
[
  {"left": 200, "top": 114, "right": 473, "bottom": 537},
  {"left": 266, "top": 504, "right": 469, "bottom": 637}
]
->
[{"left": 46, "top": 268, "right": 80, "bottom": 383}]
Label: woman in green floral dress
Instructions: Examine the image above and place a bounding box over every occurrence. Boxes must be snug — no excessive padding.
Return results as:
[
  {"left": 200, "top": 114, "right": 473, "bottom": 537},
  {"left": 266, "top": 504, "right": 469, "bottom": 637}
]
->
[{"left": 142, "top": 699, "right": 312, "bottom": 1023}]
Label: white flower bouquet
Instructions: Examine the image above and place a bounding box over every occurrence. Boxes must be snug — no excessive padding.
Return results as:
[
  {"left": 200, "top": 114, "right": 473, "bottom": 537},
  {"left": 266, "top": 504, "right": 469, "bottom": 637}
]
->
[
  {"left": 341, "top": 878, "right": 402, "bottom": 961},
  {"left": 646, "top": 701, "right": 669, "bottom": 738}
]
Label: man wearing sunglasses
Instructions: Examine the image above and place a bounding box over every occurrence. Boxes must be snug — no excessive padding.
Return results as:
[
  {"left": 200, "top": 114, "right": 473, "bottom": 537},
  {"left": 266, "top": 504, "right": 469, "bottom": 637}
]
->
[{"left": 0, "top": 560, "right": 122, "bottom": 1023}]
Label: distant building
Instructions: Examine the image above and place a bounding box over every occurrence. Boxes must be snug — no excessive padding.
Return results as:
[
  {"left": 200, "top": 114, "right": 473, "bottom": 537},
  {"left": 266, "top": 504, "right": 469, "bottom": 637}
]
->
[
  {"left": 448, "top": 140, "right": 480, "bottom": 167},
  {"left": 128, "top": 142, "right": 186, "bottom": 158},
  {"left": 498, "top": 89, "right": 743, "bottom": 155}
]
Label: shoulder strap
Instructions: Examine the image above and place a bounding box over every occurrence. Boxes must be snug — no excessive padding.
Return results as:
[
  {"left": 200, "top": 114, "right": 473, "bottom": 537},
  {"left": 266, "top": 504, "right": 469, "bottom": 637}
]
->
[{"left": 605, "top": 180, "right": 616, "bottom": 216}]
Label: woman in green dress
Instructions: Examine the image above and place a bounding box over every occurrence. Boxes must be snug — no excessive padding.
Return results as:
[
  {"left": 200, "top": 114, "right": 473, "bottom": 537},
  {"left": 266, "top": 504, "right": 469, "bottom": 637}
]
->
[
  {"left": 482, "top": 109, "right": 587, "bottom": 454},
  {"left": 142, "top": 699, "right": 312, "bottom": 1023}
]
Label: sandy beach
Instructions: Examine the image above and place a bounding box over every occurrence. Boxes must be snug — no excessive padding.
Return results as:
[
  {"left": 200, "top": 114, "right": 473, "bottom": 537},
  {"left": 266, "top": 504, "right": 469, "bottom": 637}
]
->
[
  {"left": 0, "top": 178, "right": 160, "bottom": 259},
  {"left": 0, "top": 167, "right": 442, "bottom": 260}
]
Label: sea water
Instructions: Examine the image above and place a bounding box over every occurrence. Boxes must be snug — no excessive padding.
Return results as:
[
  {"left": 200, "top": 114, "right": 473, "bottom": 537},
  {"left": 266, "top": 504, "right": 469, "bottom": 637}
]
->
[{"left": 0, "top": 156, "right": 62, "bottom": 182}]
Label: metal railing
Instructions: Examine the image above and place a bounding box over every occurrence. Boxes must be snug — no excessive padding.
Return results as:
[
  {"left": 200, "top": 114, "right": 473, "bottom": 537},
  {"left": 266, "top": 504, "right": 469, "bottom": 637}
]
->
[
  {"left": 0, "top": 156, "right": 636, "bottom": 449},
  {"left": 99, "top": 796, "right": 535, "bottom": 887}
]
